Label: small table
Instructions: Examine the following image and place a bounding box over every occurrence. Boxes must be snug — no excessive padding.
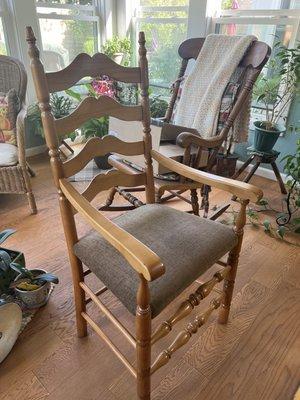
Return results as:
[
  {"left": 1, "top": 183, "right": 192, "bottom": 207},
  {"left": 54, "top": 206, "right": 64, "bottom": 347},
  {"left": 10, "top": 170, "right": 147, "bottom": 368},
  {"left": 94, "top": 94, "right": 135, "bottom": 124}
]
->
[{"left": 233, "top": 147, "right": 287, "bottom": 195}]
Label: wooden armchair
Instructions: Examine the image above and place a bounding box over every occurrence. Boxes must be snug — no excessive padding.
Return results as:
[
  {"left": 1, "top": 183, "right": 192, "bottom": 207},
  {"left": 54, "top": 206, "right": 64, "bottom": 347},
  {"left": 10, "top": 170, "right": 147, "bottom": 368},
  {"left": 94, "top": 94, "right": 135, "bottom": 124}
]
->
[
  {"left": 27, "top": 27, "right": 263, "bottom": 400},
  {"left": 105, "top": 37, "right": 270, "bottom": 218},
  {"left": 0, "top": 55, "right": 37, "bottom": 214}
]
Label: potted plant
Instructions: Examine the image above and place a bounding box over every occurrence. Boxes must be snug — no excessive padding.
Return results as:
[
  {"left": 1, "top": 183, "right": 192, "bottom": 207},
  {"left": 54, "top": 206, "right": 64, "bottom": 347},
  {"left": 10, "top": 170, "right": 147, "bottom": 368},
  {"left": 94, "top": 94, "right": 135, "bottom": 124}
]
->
[
  {"left": 81, "top": 116, "right": 110, "bottom": 169},
  {"left": 252, "top": 41, "right": 300, "bottom": 152},
  {"left": 101, "top": 36, "right": 132, "bottom": 66},
  {"left": 10, "top": 265, "right": 58, "bottom": 309},
  {"left": 0, "top": 229, "right": 25, "bottom": 295}
]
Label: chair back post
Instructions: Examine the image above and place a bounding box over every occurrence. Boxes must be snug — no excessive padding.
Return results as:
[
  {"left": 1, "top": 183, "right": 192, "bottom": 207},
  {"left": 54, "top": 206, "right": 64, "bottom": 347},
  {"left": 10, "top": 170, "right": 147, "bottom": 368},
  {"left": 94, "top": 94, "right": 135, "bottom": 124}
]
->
[
  {"left": 138, "top": 32, "right": 155, "bottom": 204},
  {"left": 26, "top": 26, "right": 63, "bottom": 189}
]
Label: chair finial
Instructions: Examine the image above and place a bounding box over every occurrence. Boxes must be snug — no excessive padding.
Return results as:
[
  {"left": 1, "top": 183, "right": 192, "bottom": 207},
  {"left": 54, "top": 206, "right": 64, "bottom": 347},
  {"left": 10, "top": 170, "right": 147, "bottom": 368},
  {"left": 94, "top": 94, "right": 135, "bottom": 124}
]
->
[
  {"left": 26, "top": 26, "right": 40, "bottom": 60},
  {"left": 138, "top": 32, "right": 147, "bottom": 58}
]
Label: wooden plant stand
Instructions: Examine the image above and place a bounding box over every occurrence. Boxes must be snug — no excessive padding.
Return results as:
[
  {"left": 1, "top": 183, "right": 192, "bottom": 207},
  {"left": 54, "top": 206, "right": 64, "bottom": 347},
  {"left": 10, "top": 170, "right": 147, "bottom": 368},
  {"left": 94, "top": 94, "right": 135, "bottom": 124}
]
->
[{"left": 233, "top": 147, "right": 287, "bottom": 195}]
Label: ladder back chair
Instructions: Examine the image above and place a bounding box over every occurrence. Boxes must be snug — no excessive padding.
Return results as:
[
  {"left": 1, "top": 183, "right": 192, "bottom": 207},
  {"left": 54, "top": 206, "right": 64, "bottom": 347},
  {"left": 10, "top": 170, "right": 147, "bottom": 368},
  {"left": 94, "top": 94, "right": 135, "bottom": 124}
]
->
[
  {"left": 27, "top": 26, "right": 263, "bottom": 400},
  {"left": 106, "top": 37, "right": 270, "bottom": 219}
]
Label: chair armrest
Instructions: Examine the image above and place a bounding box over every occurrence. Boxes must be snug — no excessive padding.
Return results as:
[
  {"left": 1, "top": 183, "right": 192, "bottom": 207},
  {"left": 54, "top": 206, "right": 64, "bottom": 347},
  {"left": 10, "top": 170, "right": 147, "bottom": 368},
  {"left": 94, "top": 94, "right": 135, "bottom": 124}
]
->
[
  {"left": 160, "top": 123, "right": 198, "bottom": 142},
  {"left": 176, "top": 131, "right": 224, "bottom": 149},
  {"left": 16, "top": 106, "right": 27, "bottom": 167},
  {"left": 151, "top": 149, "right": 263, "bottom": 203},
  {"left": 59, "top": 178, "right": 165, "bottom": 282}
]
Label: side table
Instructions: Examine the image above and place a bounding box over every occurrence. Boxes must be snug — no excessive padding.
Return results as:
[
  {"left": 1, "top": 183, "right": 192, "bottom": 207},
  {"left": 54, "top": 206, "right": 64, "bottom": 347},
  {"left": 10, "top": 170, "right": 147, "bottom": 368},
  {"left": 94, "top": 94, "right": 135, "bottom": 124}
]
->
[{"left": 233, "top": 147, "right": 287, "bottom": 195}]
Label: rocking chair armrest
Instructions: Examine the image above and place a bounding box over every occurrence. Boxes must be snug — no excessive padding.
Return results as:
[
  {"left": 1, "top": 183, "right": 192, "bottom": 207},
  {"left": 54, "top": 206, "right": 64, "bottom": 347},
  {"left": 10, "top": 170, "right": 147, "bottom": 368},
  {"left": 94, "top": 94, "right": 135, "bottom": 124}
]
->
[
  {"left": 160, "top": 123, "right": 198, "bottom": 142},
  {"left": 151, "top": 149, "right": 263, "bottom": 203},
  {"left": 176, "top": 131, "right": 224, "bottom": 149},
  {"left": 59, "top": 178, "right": 165, "bottom": 282},
  {"left": 16, "top": 105, "right": 28, "bottom": 167}
]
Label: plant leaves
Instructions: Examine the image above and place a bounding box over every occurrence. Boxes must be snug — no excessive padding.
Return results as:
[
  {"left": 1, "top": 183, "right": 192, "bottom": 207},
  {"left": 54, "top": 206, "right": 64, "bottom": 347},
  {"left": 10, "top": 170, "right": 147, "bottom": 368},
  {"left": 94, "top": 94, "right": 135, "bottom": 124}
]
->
[
  {"left": 0, "top": 229, "right": 16, "bottom": 245},
  {"left": 35, "top": 273, "right": 59, "bottom": 284},
  {"left": 263, "top": 219, "right": 271, "bottom": 232},
  {"left": 277, "top": 226, "right": 285, "bottom": 239},
  {"left": 0, "top": 250, "right": 12, "bottom": 271}
]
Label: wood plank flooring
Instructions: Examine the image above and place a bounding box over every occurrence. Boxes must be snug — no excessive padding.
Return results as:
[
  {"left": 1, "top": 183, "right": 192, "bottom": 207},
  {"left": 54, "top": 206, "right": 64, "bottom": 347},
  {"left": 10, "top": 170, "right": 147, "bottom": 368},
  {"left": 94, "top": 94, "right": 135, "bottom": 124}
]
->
[{"left": 0, "top": 153, "right": 299, "bottom": 400}]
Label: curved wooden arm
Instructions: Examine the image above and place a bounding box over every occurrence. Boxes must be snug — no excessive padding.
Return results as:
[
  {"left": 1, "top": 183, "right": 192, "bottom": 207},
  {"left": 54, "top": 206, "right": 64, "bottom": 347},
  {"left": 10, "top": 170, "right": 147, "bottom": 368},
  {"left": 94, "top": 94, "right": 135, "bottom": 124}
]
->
[
  {"left": 160, "top": 123, "right": 198, "bottom": 142},
  {"left": 151, "top": 149, "right": 263, "bottom": 203},
  {"left": 16, "top": 106, "right": 27, "bottom": 167},
  {"left": 59, "top": 178, "right": 165, "bottom": 282},
  {"left": 176, "top": 131, "right": 225, "bottom": 149}
]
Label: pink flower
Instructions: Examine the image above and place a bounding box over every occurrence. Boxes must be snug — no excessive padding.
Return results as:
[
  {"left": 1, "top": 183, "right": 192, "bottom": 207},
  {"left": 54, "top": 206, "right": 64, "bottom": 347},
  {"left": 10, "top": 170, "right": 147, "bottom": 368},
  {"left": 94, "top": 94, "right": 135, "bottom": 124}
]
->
[{"left": 92, "top": 78, "right": 116, "bottom": 99}]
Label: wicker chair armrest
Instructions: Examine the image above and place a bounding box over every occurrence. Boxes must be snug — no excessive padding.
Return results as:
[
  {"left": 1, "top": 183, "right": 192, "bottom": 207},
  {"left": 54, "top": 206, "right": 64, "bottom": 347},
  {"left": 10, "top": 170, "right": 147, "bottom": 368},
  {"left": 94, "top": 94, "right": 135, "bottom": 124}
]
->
[{"left": 16, "top": 105, "right": 28, "bottom": 167}]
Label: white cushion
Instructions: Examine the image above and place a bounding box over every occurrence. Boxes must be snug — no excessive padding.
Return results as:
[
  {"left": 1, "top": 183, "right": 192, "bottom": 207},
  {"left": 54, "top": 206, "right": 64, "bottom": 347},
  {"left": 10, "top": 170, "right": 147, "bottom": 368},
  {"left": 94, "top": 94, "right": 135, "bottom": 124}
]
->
[{"left": 0, "top": 143, "right": 18, "bottom": 166}]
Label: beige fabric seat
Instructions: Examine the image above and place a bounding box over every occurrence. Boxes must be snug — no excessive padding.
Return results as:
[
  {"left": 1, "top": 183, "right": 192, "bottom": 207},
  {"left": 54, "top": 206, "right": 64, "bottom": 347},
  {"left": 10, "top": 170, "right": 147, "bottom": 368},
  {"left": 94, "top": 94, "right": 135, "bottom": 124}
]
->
[
  {"left": 74, "top": 204, "right": 237, "bottom": 318},
  {"left": 0, "top": 143, "right": 18, "bottom": 166}
]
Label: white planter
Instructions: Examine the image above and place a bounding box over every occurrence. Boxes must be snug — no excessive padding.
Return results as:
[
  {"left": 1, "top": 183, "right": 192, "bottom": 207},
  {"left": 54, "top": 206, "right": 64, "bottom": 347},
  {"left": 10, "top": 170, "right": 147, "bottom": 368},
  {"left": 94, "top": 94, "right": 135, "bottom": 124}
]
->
[{"left": 14, "top": 269, "right": 51, "bottom": 309}]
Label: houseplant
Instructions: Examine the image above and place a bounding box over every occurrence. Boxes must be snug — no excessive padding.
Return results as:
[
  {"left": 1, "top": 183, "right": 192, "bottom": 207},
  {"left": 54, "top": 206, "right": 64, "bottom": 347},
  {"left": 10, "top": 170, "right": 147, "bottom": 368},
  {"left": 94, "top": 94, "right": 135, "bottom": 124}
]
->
[
  {"left": 101, "top": 36, "right": 132, "bottom": 66},
  {"left": 252, "top": 41, "right": 300, "bottom": 152},
  {"left": 0, "top": 229, "right": 25, "bottom": 295},
  {"left": 10, "top": 265, "right": 59, "bottom": 309}
]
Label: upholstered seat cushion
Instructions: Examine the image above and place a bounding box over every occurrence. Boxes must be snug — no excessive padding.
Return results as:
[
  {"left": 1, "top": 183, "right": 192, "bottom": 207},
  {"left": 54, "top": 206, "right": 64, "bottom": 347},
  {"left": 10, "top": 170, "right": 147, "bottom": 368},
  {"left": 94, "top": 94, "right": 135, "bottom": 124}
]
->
[
  {"left": 0, "top": 143, "right": 18, "bottom": 166},
  {"left": 74, "top": 204, "right": 237, "bottom": 318}
]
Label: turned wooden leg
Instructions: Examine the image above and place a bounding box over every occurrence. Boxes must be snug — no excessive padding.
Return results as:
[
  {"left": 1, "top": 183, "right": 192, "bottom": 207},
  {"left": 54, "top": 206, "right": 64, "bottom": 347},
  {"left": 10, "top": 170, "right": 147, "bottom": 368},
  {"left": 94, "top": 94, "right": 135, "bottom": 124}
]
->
[
  {"left": 218, "top": 200, "right": 248, "bottom": 324},
  {"left": 105, "top": 187, "right": 118, "bottom": 207},
  {"left": 190, "top": 189, "right": 199, "bottom": 216},
  {"left": 59, "top": 192, "right": 87, "bottom": 337},
  {"left": 136, "top": 276, "right": 151, "bottom": 400},
  {"left": 271, "top": 161, "right": 287, "bottom": 195}
]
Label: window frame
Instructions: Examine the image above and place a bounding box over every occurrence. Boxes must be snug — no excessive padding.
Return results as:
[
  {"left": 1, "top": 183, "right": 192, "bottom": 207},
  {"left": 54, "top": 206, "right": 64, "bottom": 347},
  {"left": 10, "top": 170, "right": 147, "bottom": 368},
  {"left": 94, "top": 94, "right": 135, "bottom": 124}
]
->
[
  {"left": 35, "top": 0, "right": 102, "bottom": 59},
  {"left": 134, "top": 3, "right": 189, "bottom": 95},
  {"left": 211, "top": 8, "right": 300, "bottom": 127}
]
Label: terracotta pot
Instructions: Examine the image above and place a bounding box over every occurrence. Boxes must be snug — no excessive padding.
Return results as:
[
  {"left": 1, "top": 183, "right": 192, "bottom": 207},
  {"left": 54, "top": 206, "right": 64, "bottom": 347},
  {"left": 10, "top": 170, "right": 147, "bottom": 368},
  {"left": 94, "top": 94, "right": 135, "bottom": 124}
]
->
[{"left": 14, "top": 269, "right": 51, "bottom": 309}]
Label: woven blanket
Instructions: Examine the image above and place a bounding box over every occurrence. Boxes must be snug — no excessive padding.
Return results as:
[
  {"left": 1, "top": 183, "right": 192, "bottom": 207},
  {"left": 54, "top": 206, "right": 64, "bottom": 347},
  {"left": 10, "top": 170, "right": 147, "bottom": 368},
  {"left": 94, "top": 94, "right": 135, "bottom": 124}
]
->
[{"left": 174, "top": 34, "right": 256, "bottom": 142}]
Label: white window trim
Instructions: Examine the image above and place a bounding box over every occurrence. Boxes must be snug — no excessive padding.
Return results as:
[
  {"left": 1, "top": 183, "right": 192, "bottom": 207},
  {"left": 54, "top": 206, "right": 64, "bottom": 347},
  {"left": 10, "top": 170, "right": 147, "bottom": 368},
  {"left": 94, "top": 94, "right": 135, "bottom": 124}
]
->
[{"left": 212, "top": 7, "right": 300, "bottom": 128}]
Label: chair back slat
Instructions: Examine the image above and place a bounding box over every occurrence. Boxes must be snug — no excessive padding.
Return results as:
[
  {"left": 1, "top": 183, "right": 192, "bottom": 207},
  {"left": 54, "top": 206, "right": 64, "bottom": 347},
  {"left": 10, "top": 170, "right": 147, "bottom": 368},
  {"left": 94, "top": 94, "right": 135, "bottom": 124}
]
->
[
  {"left": 82, "top": 170, "right": 146, "bottom": 203},
  {"left": 46, "top": 53, "right": 141, "bottom": 93},
  {"left": 63, "top": 135, "right": 145, "bottom": 178},
  {"left": 56, "top": 96, "right": 143, "bottom": 137}
]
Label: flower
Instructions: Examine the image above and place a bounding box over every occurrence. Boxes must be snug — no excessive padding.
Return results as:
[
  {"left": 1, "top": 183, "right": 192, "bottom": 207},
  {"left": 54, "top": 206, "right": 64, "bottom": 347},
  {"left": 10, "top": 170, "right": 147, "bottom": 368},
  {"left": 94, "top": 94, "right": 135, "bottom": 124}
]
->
[{"left": 91, "top": 77, "right": 116, "bottom": 99}]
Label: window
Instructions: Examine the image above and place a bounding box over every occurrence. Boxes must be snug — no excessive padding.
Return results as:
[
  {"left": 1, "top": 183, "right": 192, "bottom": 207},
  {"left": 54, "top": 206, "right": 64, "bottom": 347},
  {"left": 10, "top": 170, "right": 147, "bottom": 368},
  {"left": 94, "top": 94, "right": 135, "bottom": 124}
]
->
[
  {"left": 0, "top": 3, "right": 7, "bottom": 55},
  {"left": 213, "top": 2, "right": 300, "bottom": 125},
  {"left": 136, "top": 0, "right": 189, "bottom": 96},
  {"left": 36, "top": 0, "right": 100, "bottom": 71}
]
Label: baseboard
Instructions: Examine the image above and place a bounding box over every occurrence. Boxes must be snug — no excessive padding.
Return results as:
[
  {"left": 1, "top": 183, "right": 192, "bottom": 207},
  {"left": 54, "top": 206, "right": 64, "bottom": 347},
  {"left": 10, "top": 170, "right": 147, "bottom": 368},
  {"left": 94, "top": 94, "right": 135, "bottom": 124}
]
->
[
  {"left": 236, "top": 160, "right": 287, "bottom": 183},
  {"left": 25, "top": 144, "right": 47, "bottom": 157}
]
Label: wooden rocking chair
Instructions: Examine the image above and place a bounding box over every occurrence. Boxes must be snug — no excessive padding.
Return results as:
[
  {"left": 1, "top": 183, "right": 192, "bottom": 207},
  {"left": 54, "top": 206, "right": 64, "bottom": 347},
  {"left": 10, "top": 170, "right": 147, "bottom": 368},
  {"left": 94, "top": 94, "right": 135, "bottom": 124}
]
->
[
  {"left": 27, "top": 27, "right": 263, "bottom": 400},
  {"left": 104, "top": 36, "right": 270, "bottom": 218}
]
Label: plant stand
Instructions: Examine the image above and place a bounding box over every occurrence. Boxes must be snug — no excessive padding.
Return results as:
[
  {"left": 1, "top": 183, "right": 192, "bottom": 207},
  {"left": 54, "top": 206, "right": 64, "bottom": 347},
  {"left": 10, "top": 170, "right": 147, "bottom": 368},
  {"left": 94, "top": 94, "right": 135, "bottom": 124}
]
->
[{"left": 233, "top": 147, "right": 287, "bottom": 195}]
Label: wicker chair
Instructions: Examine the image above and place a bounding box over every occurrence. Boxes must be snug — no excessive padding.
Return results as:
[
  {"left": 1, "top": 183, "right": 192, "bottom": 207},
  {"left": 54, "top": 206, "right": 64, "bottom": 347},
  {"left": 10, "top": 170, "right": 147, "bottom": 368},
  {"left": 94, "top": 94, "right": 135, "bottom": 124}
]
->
[{"left": 0, "top": 55, "right": 37, "bottom": 214}]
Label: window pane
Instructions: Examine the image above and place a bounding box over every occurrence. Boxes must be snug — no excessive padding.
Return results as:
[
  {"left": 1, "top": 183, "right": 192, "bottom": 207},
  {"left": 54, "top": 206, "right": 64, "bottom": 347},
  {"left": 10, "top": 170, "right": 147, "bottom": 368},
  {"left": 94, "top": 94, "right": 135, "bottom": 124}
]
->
[
  {"left": 36, "top": 1, "right": 93, "bottom": 5},
  {"left": 218, "top": 24, "right": 293, "bottom": 48},
  {"left": 0, "top": 18, "right": 7, "bottom": 55},
  {"left": 39, "top": 18, "right": 97, "bottom": 71},
  {"left": 221, "top": 0, "right": 284, "bottom": 10},
  {"left": 138, "top": 1, "right": 189, "bottom": 94}
]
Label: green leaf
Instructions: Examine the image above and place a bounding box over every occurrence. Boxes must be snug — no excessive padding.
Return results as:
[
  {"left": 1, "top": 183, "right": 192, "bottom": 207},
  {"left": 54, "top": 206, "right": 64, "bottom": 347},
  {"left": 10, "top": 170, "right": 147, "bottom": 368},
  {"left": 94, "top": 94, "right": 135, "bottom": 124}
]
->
[
  {"left": 263, "top": 220, "right": 271, "bottom": 232},
  {"left": 65, "top": 89, "right": 82, "bottom": 102},
  {"left": 0, "top": 229, "right": 16, "bottom": 245},
  {"left": 35, "top": 273, "right": 59, "bottom": 285},
  {"left": 258, "top": 198, "right": 269, "bottom": 206},
  {"left": 0, "top": 250, "right": 12, "bottom": 271},
  {"left": 277, "top": 226, "right": 285, "bottom": 239}
]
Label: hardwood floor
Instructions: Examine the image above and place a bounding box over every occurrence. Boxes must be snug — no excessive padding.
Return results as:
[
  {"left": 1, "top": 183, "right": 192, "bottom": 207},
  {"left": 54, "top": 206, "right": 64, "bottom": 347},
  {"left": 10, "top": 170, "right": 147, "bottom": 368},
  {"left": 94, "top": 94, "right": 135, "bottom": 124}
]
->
[{"left": 0, "top": 153, "right": 299, "bottom": 400}]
